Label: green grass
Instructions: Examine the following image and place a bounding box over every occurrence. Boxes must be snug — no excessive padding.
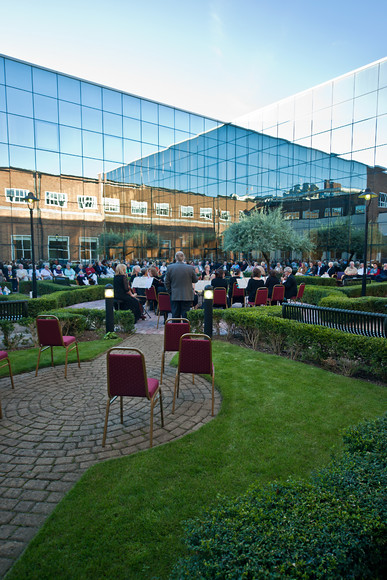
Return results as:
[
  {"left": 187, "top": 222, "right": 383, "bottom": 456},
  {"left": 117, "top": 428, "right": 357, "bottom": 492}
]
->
[
  {"left": 0, "top": 338, "right": 122, "bottom": 377},
  {"left": 7, "top": 341, "right": 387, "bottom": 580}
]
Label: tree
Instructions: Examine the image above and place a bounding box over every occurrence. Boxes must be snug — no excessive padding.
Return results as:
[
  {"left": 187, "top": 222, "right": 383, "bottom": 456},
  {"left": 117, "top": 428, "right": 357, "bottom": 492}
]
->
[
  {"left": 222, "top": 207, "right": 313, "bottom": 268},
  {"left": 312, "top": 220, "right": 364, "bottom": 261}
]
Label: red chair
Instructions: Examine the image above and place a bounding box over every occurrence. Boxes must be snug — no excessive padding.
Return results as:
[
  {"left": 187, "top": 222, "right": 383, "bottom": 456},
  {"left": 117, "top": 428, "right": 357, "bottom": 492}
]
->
[
  {"left": 145, "top": 286, "right": 158, "bottom": 313},
  {"left": 173, "top": 333, "right": 215, "bottom": 417},
  {"left": 35, "top": 315, "right": 80, "bottom": 379},
  {"left": 102, "top": 347, "right": 164, "bottom": 448},
  {"left": 267, "top": 284, "right": 285, "bottom": 305},
  {"left": 160, "top": 318, "right": 190, "bottom": 384},
  {"left": 0, "top": 350, "right": 15, "bottom": 419},
  {"left": 248, "top": 287, "right": 268, "bottom": 307},
  {"left": 157, "top": 292, "right": 172, "bottom": 328},
  {"left": 289, "top": 283, "right": 305, "bottom": 303},
  {"left": 213, "top": 287, "right": 228, "bottom": 309},
  {"left": 231, "top": 283, "right": 245, "bottom": 306}
]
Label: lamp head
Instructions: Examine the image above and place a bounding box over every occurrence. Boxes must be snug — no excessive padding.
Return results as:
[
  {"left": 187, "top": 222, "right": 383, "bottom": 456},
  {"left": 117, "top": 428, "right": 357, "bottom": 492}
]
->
[
  {"left": 203, "top": 285, "right": 214, "bottom": 300},
  {"left": 358, "top": 188, "right": 377, "bottom": 202},
  {"left": 26, "top": 191, "right": 39, "bottom": 210},
  {"left": 104, "top": 284, "right": 114, "bottom": 299}
]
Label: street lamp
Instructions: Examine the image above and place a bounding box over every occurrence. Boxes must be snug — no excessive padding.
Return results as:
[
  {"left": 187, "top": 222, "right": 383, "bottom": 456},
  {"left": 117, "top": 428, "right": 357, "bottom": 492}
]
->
[
  {"left": 26, "top": 192, "right": 39, "bottom": 298},
  {"left": 104, "top": 284, "right": 115, "bottom": 333},
  {"left": 203, "top": 285, "right": 214, "bottom": 338},
  {"left": 358, "top": 188, "right": 378, "bottom": 297}
]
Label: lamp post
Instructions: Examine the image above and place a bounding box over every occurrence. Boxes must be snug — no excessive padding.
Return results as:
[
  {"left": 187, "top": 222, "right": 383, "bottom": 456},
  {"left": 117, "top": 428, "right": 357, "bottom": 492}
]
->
[
  {"left": 358, "top": 188, "right": 378, "bottom": 297},
  {"left": 203, "top": 285, "right": 214, "bottom": 338},
  {"left": 26, "top": 192, "right": 39, "bottom": 299},
  {"left": 104, "top": 284, "right": 115, "bottom": 333}
]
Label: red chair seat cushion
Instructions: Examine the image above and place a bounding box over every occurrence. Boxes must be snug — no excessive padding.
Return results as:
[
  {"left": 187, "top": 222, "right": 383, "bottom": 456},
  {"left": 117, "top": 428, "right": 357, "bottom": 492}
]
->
[
  {"left": 63, "top": 336, "right": 76, "bottom": 346},
  {"left": 0, "top": 350, "right": 9, "bottom": 360},
  {"left": 147, "top": 378, "right": 159, "bottom": 397}
]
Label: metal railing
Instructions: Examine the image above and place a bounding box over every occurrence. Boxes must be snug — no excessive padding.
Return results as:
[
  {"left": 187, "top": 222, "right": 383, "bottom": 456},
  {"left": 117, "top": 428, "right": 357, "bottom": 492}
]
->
[
  {"left": 0, "top": 300, "right": 29, "bottom": 321},
  {"left": 282, "top": 302, "right": 387, "bottom": 338}
]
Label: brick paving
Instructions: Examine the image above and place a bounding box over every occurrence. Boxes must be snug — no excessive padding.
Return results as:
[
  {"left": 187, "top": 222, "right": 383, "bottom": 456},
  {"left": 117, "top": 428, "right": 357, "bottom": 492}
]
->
[{"left": 0, "top": 309, "right": 221, "bottom": 577}]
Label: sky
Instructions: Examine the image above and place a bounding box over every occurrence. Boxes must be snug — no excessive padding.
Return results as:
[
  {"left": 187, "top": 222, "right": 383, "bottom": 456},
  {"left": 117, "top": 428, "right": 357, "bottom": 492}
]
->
[{"left": 1, "top": 0, "right": 386, "bottom": 121}]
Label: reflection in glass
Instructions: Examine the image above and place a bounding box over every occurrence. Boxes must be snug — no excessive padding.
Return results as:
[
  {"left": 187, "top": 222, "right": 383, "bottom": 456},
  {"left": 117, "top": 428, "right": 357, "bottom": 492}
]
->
[
  {"left": 34, "top": 94, "right": 58, "bottom": 123},
  {"left": 83, "top": 130, "right": 103, "bottom": 158},
  {"left": 377, "top": 87, "right": 387, "bottom": 116},
  {"left": 60, "top": 153, "right": 83, "bottom": 176},
  {"left": 123, "top": 139, "right": 141, "bottom": 162},
  {"left": 123, "top": 94, "right": 141, "bottom": 118},
  {"left": 142, "top": 121, "right": 158, "bottom": 144},
  {"left": 123, "top": 116, "right": 141, "bottom": 140},
  {"left": 0, "top": 57, "right": 4, "bottom": 84},
  {"left": 0, "top": 142, "right": 9, "bottom": 166},
  {"left": 81, "top": 82, "right": 102, "bottom": 109},
  {"left": 102, "top": 88, "right": 122, "bottom": 113},
  {"left": 331, "top": 100, "right": 353, "bottom": 129},
  {"left": 58, "top": 75, "right": 81, "bottom": 104},
  {"left": 354, "top": 65, "right": 378, "bottom": 97},
  {"left": 376, "top": 114, "right": 387, "bottom": 146},
  {"left": 332, "top": 75, "right": 354, "bottom": 105},
  {"left": 353, "top": 91, "right": 377, "bottom": 122},
  {"left": 59, "top": 100, "right": 81, "bottom": 127},
  {"left": 59, "top": 126, "right": 82, "bottom": 155},
  {"left": 6, "top": 87, "right": 33, "bottom": 117},
  {"left": 379, "top": 60, "right": 387, "bottom": 89},
  {"left": 313, "top": 83, "right": 333, "bottom": 111},
  {"left": 5, "top": 59, "right": 32, "bottom": 91},
  {"left": 83, "top": 157, "right": 103, "bottom": 179},
  {"left": 32, "top": 68, "right": 57, "bottom": 98},
  {"left": 0, "top": 84, "right": 5, "bottom": 112},
  {"left": 9, "top": 145, "right": 35, "bottom": 170},
  {"left": 175, "top": 109, "right": 190, "bottom": 132},
  {"left": 82, "top": 106, "right": 102, "bottom": 132},
  {"left": 0, "top": 112, "right": 7, "bottom": 142},
  {"left": 141, "top": 100, "right": 158, "bottom": 123},
  {"left": 104, "top": 135, "right": 123, "bottom": 162},
  {"left": 159, "top": 105, "right": 174, "bottom": 127},
  {"left": 103, "top": 111, "right": 122, "bottom": 137},
  {"left": 8, "top": 115, "right": 34, "bottom": 147},
  {"left": 35, "top": 120, "right": 59, "bottom": 151},
  {"left": 352, "top": 119, "right": 377, "bottom": 151},
  {"left": 36, "top": 149, "right": 60, "bottom": 174}
]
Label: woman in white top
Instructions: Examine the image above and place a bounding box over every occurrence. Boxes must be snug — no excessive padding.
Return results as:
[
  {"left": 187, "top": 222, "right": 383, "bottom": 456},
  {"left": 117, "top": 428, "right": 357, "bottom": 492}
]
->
[{"left": 63, "top": 263, "right": 76, "bottom": 280}]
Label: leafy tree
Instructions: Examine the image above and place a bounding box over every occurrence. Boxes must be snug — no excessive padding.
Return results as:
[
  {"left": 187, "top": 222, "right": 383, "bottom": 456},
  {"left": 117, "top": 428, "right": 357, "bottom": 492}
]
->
[
  {"left": 312, "top": 220, "right": 364, "bottom": 261},
  {"left": 223, "top": 207, "right": 313, "bottom": 268}
]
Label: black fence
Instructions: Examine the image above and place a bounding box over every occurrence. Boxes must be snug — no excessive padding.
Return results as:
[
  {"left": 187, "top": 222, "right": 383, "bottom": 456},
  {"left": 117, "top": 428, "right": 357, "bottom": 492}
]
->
[
  {"left": 282, "top": 303, "right": 387, "bottom": 338},
  {"left": 0, "top": 300, "right": 29, "bottom": 321}
]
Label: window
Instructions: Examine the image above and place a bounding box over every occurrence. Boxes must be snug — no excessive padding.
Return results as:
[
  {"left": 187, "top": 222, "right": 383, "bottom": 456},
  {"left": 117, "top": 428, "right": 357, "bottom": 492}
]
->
[
  {"left": 181, "top": 205, "right": 194, "bottom": 218},
  {"left": 11, "top": 235, "right": 31, "bottom": 260},
  {"left": 324, "top": 207, "right": 343, "bottom": 217},
  {"left": 48, "top": 236, "right": 69, "bottom": 260},
  {"left": 131, "top": 200, "right": 147, "bottom": 215},
  {"left": 103, "top": 197, "right": 120, "bottom": 213},
  {"left": 355, "top": 205, "right": 365, "bottom": 214},
  {"left": 284, "top": 211, "right": 300, "bottom": 220},
  {"left": 78, "top": 195, "right": 97, "bottom": 210},
  {"left": 79, "top": 237, "right": 98, "bottom": 262},
  {"left": 45, "top": 191, "right": 68, "bottom": 208},
  {"left": 303, "top": 210, "right": 320, "bottom": 219},
  {"left": 200, "top": 208, "right": 212, "bottom": 220},
  {"left": 5, "top": 188, "right": 30, "bottom": 203},
  {"left": 155, "top": 203, "right": 169, "bottom": 216},
  {"left": 379, "top": 192, "right": 387, "bottom": 208},
  {"left": 220, "top": 210, "right": 231, "bottom": 221}
]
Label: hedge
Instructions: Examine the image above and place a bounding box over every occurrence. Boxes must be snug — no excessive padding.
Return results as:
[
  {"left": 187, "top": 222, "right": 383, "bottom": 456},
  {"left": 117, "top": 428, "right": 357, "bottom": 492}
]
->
[
  {"left": 26, "top": 286, "right": 105, "bottom": 317},
  {"left": 320, "top": 294, "right": 387, "bottom": 314},
  {"left": 171, "top": 415, "right": 387, "bottom": 580},
  {"left": 293, "top": 275, "right": 338, "bottom": 286},
  {"left": 297, "top": 285, "right": 343, "bottom": 306},
  {"left": 188, "top": 308, "right": 387, "bottom": 382},
  {"left": 339, "top": 282, "right": 387, "bottom": 298}
]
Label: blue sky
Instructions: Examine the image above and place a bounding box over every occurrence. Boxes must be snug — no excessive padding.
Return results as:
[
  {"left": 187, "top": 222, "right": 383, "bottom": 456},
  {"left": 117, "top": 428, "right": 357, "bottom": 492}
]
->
[{"left": 1, "top": 0, "right": 386, "bottom": 120}]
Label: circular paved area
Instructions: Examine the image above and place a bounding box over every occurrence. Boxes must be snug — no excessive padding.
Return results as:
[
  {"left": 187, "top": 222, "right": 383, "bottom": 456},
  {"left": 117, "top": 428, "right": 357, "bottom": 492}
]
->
[{"left": 0, "top": 326, "right": 221, "bottom": 577}]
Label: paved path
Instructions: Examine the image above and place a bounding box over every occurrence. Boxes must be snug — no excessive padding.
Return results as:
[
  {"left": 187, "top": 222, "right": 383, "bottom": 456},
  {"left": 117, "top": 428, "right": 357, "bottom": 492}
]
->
[{"left": 0, "top": 312, "right": 221, "bottom": 577}]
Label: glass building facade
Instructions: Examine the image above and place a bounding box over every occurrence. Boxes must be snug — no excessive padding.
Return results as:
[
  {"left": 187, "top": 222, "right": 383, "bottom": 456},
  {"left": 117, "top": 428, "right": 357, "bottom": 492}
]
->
[{"left": 0, "top": 53, "right": 386, "bottom": 262}]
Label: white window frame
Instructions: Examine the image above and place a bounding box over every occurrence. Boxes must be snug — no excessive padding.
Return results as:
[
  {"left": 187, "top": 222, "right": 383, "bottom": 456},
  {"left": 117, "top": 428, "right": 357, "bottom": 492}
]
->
[
  {"left": 11, "top": 235, "right": 32, "bottom": 260},
  {"left": 379, "top": 192, "right": 387, "bottom": 208},
  {"left": 155, "top": 203, "right": 170, "bottom": 217},
  {"left": 103, "top": 197, "right": 120, "bottom": 213},
  {"left": 131, "top": 200, "right": 148, "bottom": 215},
  {"left": 79, "top": 237, "right": 99, "bottom": 262},
  {"left": 48, "top": 236, "right": 70, "bottom": 260},
  {"left": 45, "top": 191, "right": 68, "bottom": 208},
  {"left": 78, "top": 195, "right": 97, "bottom": 210},
  {"left": 5, "top": 188, "right": 30, "bottom": 203},
  {"left": 220, "top": 210, "right": 231, "bottom": 221},
  {"left": 302, "top": 210, "right": 320, "bottom": 220},
  {"left": 181, "top": 205, "right": 194, "bottom": 218},
  {"left": 200, "top": 207, "right": 213, "bottom": 220},
  {"left": 284, "top": 211, "right": 300, "bottom": 220}
]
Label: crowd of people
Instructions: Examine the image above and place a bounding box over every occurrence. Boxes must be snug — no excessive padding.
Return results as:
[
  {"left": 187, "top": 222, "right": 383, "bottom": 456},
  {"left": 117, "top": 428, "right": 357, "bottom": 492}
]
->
[{"left": 1, "top": 257, "right": 386, "bottom": 323}]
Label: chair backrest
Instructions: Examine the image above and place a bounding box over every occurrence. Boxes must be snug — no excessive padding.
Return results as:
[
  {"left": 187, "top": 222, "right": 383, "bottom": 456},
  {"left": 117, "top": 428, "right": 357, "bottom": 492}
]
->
[
  {"left": 254, "top": 287, "right": 268, "bottom": 306},
  {"left": 107, "top": 347, "right": 149, "bottom": 399},
  {"left": 164, "top": 318, "right": 190, "bottom": 352},
  {"left": 297, "top": 283, "right": 305, "bottom": 299},
  {"left": 179, "top": 333, "right": 212, "bottom": 375},
  {"left": 158, "top": 292, "right": 171, "bottom": 312},
  {"left": 213, "top": 287, "right": 227, "bottom": 307},
  {"left": 36, "top": 315, "right": 64, "bottom": 346},
  {"left": 145, "top": 286, "right": 157, "bottom": 301},
  {"left": 271, "top": 284, "right": 285, "bottom": 301},
  {"left": 232, "top": 284, "right": 245, "bottom": 298}
]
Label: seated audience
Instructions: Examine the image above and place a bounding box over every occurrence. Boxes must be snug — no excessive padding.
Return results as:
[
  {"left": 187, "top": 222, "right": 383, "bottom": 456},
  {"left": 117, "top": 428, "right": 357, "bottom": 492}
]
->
[
  {"left": 344, "top": 261, "right": 358, "bottom": 276},
  {"left": 281, "top": 266, "right": 298, "bottom": 300},
  {"left": 246, "top": 267, "right": 265, "bottom": 303}
]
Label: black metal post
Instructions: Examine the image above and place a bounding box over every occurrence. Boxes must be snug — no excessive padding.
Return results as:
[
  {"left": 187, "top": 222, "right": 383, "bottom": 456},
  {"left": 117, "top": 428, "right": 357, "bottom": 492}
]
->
[
  {"left": 361, "top": 201, "right": 369, "bottom": 297},
  {"left": 203, "top": 285, "right": 213, "bottom": 338},
  {"left": 29, "top": 207, "right": 37, "bottom": 299},
  {"left": 105, "top": 284, "right": 114, "bottom": 333}
]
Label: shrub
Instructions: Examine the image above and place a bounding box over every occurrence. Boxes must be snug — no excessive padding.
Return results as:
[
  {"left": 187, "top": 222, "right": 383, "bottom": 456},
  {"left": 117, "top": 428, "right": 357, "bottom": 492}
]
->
[
  {"left": 293, "top": 275, "right": 337, "bottom": 286},
  {"left": 302, "top": 286, "right": 342, "bottom": 305},
  {"left": 171, "top": 415, "right": 387, "bottom": 580},
  {"left": 320, "top": 294, "right": 387, "bottom": 314},
  {"left": 340, "top": 282, "right": 387, "bottom": 298},
  {"left": 64, "top": 308, "right": 105, "bottom": 330},
  {"left": 114, "top": 310, "right": 135, "bottom": 333}
]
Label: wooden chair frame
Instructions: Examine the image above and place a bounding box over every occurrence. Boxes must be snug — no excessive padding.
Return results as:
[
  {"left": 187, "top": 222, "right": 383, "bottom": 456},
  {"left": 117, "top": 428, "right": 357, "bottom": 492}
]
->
[
  {"left": 0, "top": 352, "right": 15, "bottom": 419},
  {"left": 173, "top": 333, "right": 215, "bottom": 417},
  {"left": 35, "top": 315, "right": 80, "bottom": 379},
  {"left": 102, "top": 347, "right": 164, "bottom": 448}
]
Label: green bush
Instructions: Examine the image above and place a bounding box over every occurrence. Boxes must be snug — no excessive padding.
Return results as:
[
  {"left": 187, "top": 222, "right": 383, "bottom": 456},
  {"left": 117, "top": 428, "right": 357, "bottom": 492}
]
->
[
  {"left": 57, "top": 308, "right": 105, "bottom": 331},
  {"left": 26, "top": 296, "right": 58, "bottom": 318},
  {"left": 303, "top": 286, "right": 342, "bottom": 305},
  {"left": 114, "top": 310, "right": 135, "bottom": 333},
  {"left": 340, "top": 282, "right": 387, "bottom": 298},
  {"left": 51, "top": 311, "right": 87, "bottom": 337},
  {"left": 171, "top": 415, "right": 387, "bottom": 580},
  {"left": 187, "top": 306, "right": 282, "bottom": 335},
  {"left": 96, "top": 277, "right": 114, "bottom": 285},
  {"left": 25, "top": 285, "right": 105, "bottom": 317},
  {"left": 293, "top": 275, "right": 338, "bottom": 286},
  {"left": 320, "top": 294, "right": 387, "bottom": 313}
]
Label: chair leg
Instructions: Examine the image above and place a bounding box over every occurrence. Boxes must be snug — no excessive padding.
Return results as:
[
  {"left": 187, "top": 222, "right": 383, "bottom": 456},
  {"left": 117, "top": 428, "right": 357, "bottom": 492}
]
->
[
  {"left": 120, "top": 396, "right": 123, "bottom": 423},
  {"left": 172, "top": 372, "right": 179, "bottom": 414},
  {"left": 211, "top": 373, "right": 215, "bottom": 417},
  {"left": 75, "top": 342, "right": 81, "bottom": 368},
  {"left": 149, "top": 398, "right": 155, "bottom": 448},
  {"left": 50, "top": 346, "right": 54, "bottom": 367},
  {"left": 157, "top": 311, "right": 161, "bottom": 329},
  {"left": 64, "top": 346, "right": 69, "bottom": 379},
  {"left": 35, "top": 347, "right": 42, "bottom": 376},
  {"left": 159, "top": 389, "right": 164, "bottom": 427},
  {"left": 192, "top": 374, "right": 195, "bottom": 385},
  {"left": 102, "top": 400, "right": 111, "bottom": 447},
  {"left": 160, "top": 352, "right": 165, "bottom": 384},
  {"left": 7, "top": 358, "right": 15, "bottom": 390}
]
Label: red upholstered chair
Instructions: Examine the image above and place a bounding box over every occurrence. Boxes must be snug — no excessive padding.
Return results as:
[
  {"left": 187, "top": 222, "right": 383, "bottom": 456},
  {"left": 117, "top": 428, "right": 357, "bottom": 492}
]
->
[
  {"left": 157, "top": 292, "right": 172, "bottom": 328},
  {"left": 231, "top": 283, "right": 245, "bottom": 306},
  {"left": 248, "top": 287, "right": 268, "bottom": 307},
  {"left": 213, "top": 287, "right": 228, "bottom": 309},
  {"left": 173, "top": 333, "right": 215, "bottom": 417},
  {"left": 0, "top": 350, "right": 15, "bottom": 419},
  {"left": 102, "top": 347, "right": 164, "bottom": 448},
  {"left": 35, "top": 315, "right": 80, "bottom": 379},
  {"left": 267, "top": 284, "right": 285, "bottom": 305},
  {"left": 160, "top": 318, "right": 190, "bottom": 384},
  {"left": 145, "top": 286, "right": 158, "bottom": 313},
  {"left": 289, "top": 282, "right": 305, "bottom": 303}
]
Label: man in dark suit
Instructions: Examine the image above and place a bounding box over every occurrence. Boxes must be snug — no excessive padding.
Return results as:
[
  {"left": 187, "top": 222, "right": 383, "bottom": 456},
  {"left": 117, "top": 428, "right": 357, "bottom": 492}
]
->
[
  {"left": 165, "top": 251, "right": 198, "bottom": 319},
  {"left": 282, "top": 267, "right": 298, "bottom": 300}
]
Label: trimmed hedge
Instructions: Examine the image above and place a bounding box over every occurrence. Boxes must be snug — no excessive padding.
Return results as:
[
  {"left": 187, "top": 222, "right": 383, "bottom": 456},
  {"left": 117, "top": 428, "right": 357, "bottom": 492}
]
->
[
  {"left": 26, "top": 286, "right": 105, "bottom": 317},
  {"left": 293, "top": 275, "right": 338, "bottom": 286},
  {"left": 171, "top": 415, "right": 387, "bottom": 580},
  {"left": 320, "top": 294, "right": 387, "bottom": 314},
  {"left": 340, "top": 282, "right": 387, "bottom": 298},
  {"left": 298, "top": 285, "right": 343, "bottom": 306}
]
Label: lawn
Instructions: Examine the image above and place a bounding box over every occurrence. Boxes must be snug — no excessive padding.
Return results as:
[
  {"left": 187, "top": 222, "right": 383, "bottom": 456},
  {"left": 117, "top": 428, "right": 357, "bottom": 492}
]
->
[{"left": 7, "top": 341, "right": 387, "bottom": 580}]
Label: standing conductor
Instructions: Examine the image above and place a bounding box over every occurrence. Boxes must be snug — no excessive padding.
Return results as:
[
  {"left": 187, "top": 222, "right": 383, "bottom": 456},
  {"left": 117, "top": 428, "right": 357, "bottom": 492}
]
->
[{"left": 165, "top": 251, "right": 198, "bottom": 319}]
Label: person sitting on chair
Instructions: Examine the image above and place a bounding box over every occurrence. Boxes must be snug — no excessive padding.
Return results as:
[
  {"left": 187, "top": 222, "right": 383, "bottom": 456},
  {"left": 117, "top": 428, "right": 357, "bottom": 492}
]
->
[
  {"left": 113, "top": 263, "right": 144, "bottom": 322},
  {"left": 246, "top": 267, "right": 265, "bottom": 303}
]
